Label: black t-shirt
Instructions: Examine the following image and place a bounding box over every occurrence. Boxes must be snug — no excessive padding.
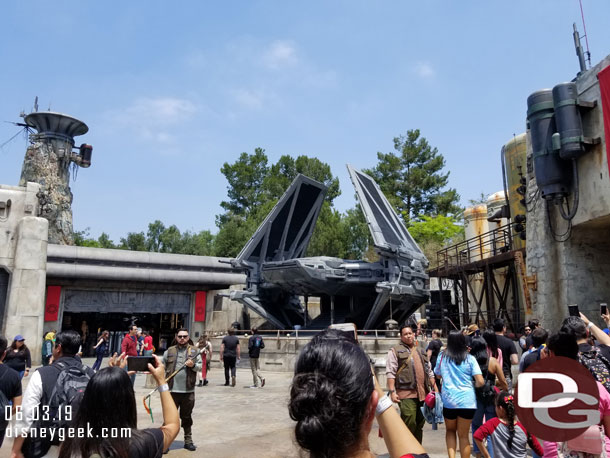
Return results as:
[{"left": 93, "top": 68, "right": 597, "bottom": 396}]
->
[
  {"left": 4, "top": 347, "right": 31, "bottom": 372},
  {"left": 222, "top": 335, "right": 240, "bottom": 358},
  {"left": 0, "top": 365, "right": 22, "bottom": 432},
  {"left": 496, "top": 334, "right": 517, "bottom": 377},
  {"left": 129, "top": 428, "right": 164, "bottom": 458},
  {"left": 426, "top": 339, "right": 442, "bottom": 371}
]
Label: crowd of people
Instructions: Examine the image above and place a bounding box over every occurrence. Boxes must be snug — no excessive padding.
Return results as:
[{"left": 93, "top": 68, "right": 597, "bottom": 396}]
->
[
  {"left": 3, "top": 311, "right": 610, "bottom": 457},
  {"left": 0, "top": 324, "right": 269, "bottom": 457},
  {"left": 372, "top": 312, "right": 610, "bottom": 458}
]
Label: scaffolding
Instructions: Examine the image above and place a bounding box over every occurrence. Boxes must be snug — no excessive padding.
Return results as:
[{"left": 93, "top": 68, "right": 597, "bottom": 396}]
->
[{"left": 428, "top": 223, "right": 525, "bottom": 333}]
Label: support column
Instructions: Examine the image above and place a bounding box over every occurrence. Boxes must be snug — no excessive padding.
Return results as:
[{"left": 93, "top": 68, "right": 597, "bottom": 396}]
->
[{"left": 4, "top": 216, "right": 48, "bottom": 365}]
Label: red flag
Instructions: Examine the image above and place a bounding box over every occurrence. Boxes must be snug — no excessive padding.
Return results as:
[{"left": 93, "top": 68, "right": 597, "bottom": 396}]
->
[
  {"left": 597, "top": 65, "right": 610, "bottom": 177},
  {"left": 194, "top": 291, "right": 206, "bottom": 322},
  {"left": 45, "top": 286, "right": 61, "bottom": 321}
]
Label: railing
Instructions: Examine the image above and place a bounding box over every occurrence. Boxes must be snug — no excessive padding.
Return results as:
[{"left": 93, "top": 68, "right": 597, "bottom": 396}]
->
[
  {"left": 434, "top": 223, "right": 514, "bottom": 271},
  {"left": 205, "top": 328, "right": 403, "bottom": 339}
]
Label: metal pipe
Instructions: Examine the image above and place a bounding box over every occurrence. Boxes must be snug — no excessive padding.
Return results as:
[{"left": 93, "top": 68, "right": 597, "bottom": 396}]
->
[
  {"left": 573, "top": 23, "right": 587, "bottom": 72},
  {"left": 46, "top": 263, "right": 246, "bottom": 285},
  {"left": 47, "top": 244, "right": 237, "bottom": 270}
]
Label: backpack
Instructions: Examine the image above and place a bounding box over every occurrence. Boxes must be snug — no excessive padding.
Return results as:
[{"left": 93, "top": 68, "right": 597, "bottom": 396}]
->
[
  {"left": 42, "top": 339, "right": 53, "bottom": 357},
  {"left": 578, "top": 346, "right": 610, "bottom": 393},
  {"left": 475, "top": 360, "right": 497, "bottom": 405},
  {"left": 23, "top": 362, "right": 92, "bottom": 458},
  {"left": 558, "top": 425, "right": 606, "bottom": 457}
]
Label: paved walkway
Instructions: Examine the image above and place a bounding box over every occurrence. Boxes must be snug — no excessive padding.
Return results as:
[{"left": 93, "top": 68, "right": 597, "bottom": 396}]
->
[{"left": 1, "top": 361, "right": 450, "bottom": 458}]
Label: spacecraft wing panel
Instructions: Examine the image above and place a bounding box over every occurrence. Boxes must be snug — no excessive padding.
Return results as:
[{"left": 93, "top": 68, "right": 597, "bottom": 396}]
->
[
  {"left": 234, "top": 174, "right": 327, "bottom": 266},
  {"left": 347, "top": 165, "right": 427, "bottom": 261}
]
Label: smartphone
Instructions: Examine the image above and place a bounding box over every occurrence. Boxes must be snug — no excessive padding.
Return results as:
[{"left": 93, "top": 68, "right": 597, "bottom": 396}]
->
[
  {"left": 127, "top": 356, "right": 155, "bottom": 372},
  {"left": 568, "top": 304, "right": 580, "bottom": 317},
  {"left": 601, "top": 303, "right": 608, "bottom": 316}
]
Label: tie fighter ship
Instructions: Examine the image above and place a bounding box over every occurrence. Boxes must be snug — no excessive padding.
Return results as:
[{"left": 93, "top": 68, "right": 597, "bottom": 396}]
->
[{"left": 229, "top": 165, "right": 429, "bottom": 330}]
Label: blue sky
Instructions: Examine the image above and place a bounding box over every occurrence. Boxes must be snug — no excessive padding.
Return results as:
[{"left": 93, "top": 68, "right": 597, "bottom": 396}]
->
[{"left": 1, "top": 1, "right": 609, "bottom": 241}]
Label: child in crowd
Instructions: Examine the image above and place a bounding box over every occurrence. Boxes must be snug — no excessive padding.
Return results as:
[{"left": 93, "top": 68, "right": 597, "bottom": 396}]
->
[{"left": 474, "top": 391, "right": 544, "bottom": 458}]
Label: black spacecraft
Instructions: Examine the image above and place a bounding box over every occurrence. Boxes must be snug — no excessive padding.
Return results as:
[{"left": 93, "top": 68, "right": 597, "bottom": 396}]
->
[{"left": 229, "top": 165, "right": 429, "bottom": 330}]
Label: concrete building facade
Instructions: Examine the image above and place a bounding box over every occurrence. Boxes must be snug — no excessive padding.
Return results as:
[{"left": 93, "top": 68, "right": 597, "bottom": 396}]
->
[
  {"left": 0, "top": 182, "right": 49, "bottom": 360},
  {"left": 526, "top": 55, "right": 610, "bottom": 331}
]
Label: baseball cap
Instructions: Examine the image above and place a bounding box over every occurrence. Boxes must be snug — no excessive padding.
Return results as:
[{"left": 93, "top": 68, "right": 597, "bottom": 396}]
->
[{"left": 14, "top": 334, "right": 24, "bottom": 341}]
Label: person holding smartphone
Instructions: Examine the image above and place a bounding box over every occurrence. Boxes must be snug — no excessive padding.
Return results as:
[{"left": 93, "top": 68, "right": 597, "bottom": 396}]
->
[{"left": 58, "top": 353, "right": 179, "bottom": 457}]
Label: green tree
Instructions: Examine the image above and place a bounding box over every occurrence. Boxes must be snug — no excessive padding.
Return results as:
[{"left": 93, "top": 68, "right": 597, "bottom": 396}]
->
[
  {"left": 408, "top": 215, "right": 464, "bottom": 264},
  {"left": 219, "top": 148, "right": 269, "bottom": 221},
  {"left": 263, "top": 155, "right": 340, "bottom": 203},
  {"left": 73, "top": 228, "right": 101, "bottom": 248},
  {"left": 214, "top": 214, "right": 258, "bottom": 258},
  {"left": 338, "top": 206, "right": 371, "bottom": 259},
  {"left": 97, "top": 233, "right": 116, "bottom": 249},
  {"left": 119, "top": 232, "right": 147, "bottom": 251},
  {"left": 215, "top": 150, "right": 342, "bottom": 258},
  {"left": 146, "top": 220, "right": 166, "bottom": 252},
  {"left": 306, "top": 203, "right": 344, "bottom": 257},
  {"left": 468, "top": 192, "right": 489, "bottom": 206},
  {"left": 180, "top": 230, "right": 215, "bottom": 256},
  {"left": 158, "top": 225, "right": 182, "bottom": 253},
  {"left": 366, "top": 129, "right": 461, "bottom": 224}
]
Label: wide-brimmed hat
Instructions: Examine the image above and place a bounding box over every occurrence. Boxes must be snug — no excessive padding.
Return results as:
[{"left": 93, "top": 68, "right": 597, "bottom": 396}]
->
[{"left": 466, "top": 324, "right": 479, "bottom": 336}]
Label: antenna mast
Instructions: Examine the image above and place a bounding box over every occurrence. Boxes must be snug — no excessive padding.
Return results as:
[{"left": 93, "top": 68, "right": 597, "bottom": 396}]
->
[
  {"left": 578, "top": 0, "right": 592, "bottom": 68},
  {"left": 573, "top": 23, "right": 587, "bottom": 73}
]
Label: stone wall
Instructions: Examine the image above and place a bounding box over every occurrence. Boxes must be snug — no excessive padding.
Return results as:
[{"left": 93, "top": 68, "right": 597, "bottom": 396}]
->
[
  {"left": 0, "top": 182, "right": 48, "bottom": 363},
  {"left": 19, "top": 140, "right": 75, "bottom": 245},
  {"left": 526, "top": 55, "right": 610, "bottom": 332}
]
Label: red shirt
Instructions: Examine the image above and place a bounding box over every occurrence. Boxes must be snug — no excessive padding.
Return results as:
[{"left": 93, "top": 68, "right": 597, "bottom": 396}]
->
[
  {"left": 121, "top": 333, "right": 138, "bottom": 356},
  {"left": 143, "top": 335, "right": 153, "bottom": 351}
]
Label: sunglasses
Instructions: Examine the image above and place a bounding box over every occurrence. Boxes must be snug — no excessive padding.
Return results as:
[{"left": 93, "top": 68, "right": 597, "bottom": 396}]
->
[{"left": 177, "top": 335, "right": 189, "bottom": 339}]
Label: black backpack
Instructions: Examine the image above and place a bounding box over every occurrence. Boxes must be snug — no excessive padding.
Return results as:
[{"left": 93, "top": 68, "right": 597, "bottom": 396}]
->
[
  {"left": 23, "top": 361, "right": 92, "bottom": 458},
  {"left": 475, "top": 360, "right": 497, "bottom": 405},
  {"left": 578, "top": 346, "right": 610, "bottom": 393}
]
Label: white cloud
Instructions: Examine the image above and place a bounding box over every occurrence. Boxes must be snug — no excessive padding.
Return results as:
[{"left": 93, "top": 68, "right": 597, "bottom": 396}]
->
[
  {"left": 413, "top": 61, "right": 436, "bottom": 79},
  {"left": 263, "top": 40, "right": 299, "bottom": 69},
  {"left": 105, "top": 97, "right": 197, "bottom": 145}
]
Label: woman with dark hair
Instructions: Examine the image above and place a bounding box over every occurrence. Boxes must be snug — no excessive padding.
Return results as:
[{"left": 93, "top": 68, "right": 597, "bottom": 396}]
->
[
  {"left": 58, "top": 354, "right": 180, "bottom": 458},
  {"left": 289, "top": 328, "right": 429, "bottom": 458},
  {"left": 435, "top": 330, "right": 485, "bottom": 458},
  {"left": 92, "top": 330, "right": 110, "bottom": 372},
  {"left": 469, "top": 336, "right": 508, "bottom": 458},
  {"left": 4, "top": 334, "right": 32, "bottom": 379},
  {"left": 482, "top": 329, "right": 503, "bottom": 369}
]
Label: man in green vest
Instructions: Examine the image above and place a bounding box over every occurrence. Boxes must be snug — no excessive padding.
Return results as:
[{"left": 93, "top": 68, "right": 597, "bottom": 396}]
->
[
  {"left": 162, "top": 328, "right": 201, "bottom": 452},
  {"left": 386, "top": 323, "right": 437, "bottom": 443}
]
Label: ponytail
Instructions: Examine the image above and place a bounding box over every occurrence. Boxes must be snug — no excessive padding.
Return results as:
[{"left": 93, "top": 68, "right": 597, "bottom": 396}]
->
[{"left": 496, "top": 391, "right": 515, "bottom": 450}]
